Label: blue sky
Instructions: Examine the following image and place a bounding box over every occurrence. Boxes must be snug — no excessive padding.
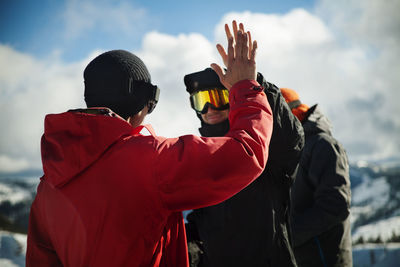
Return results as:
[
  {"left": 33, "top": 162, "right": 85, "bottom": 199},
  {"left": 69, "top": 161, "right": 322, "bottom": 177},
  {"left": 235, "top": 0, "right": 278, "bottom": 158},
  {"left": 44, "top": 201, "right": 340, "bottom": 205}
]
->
[
  {"left": 0, "top": 0, "right": 315, "bottom": 61},
  {"left": 0, "top": 0, "right": 399, "bottom": 173}
]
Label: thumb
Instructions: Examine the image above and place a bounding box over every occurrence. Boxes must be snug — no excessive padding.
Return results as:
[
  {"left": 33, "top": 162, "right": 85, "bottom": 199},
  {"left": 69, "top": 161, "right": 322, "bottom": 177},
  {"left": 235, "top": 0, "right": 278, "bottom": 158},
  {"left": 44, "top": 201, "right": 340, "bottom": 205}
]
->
[
  {"left": 210, "top": 63, "right": 224, "bottom": 82},
  {"left": 211, "top": 63, "right": 232, "bottom": 90}
]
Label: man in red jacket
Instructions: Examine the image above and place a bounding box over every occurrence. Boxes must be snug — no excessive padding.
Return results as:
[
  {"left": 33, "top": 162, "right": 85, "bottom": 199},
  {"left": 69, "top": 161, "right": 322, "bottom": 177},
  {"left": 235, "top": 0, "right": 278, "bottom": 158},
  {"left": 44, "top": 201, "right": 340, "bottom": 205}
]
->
[{"left": 26, "top": 22, "right": 273, "bottom": 267}]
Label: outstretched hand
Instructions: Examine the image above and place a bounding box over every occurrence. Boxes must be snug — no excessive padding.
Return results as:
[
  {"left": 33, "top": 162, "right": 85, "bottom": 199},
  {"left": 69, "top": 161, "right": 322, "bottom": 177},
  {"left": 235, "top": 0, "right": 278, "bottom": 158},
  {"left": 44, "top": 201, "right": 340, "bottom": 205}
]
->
[{"left": 211, "top": 21, "right": 257, "bottom": 90}]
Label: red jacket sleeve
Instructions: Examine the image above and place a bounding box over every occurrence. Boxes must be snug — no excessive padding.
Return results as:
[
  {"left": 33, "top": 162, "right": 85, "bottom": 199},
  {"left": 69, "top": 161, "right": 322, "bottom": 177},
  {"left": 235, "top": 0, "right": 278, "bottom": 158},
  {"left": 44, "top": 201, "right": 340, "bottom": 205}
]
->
[{"left": 154, "top": 80, "right": 273, "bottom": 211}]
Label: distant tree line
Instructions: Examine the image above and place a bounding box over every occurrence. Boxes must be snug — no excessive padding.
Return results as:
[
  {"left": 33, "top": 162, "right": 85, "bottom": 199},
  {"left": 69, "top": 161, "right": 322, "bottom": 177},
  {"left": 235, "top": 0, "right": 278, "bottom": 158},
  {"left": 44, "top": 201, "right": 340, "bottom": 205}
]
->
[
  {"left": 0, "top": 199, "right": 32, "bottom": 234},
  {"left": 353, "top": 231, "right": 400, "bottom": 245}
]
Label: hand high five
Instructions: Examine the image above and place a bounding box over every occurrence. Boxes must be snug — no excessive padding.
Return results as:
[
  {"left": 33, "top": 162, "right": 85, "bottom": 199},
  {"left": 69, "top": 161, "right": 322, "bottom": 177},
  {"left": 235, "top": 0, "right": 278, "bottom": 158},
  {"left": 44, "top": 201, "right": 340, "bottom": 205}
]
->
[{"left": 211, "top": 21, "right": 257, "bottom": 90}]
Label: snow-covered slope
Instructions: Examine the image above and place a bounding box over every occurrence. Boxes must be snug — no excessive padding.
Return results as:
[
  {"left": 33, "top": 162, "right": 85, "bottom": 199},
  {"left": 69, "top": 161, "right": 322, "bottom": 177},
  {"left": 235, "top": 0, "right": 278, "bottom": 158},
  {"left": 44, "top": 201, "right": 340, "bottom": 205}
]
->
[
  {"left": 0, "top": 176, "right": 38, "bottom": 233},
  {"left": 0, "top": 231, "right": 26, "bottom": 267},
  {"left": 350, "top": 161, "right": 400, "bottom": 244},
  {"left": 349, "top": 161, "right": 400, "bottom": 266}
]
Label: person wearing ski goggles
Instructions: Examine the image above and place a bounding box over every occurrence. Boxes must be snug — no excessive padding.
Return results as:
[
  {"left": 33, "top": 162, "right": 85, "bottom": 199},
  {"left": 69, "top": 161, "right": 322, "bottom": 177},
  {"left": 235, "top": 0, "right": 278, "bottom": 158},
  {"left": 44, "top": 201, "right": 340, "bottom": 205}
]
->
[
  {"left": 184, "top": 66, "right": 305, "bottom": 267},
  {"left": 185, "top": 68, "right": 230, "bottom": 137}
]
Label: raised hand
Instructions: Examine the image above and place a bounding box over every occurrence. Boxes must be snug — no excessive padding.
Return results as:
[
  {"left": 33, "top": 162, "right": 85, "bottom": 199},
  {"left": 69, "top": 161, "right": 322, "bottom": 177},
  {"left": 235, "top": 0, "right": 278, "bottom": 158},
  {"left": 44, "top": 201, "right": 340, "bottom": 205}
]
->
[
  {"left": 211, "top": 21, "right": 257, "bottom": 90},
  {"left": 216, "top": 21, "right": 254, "bottom": 67}
]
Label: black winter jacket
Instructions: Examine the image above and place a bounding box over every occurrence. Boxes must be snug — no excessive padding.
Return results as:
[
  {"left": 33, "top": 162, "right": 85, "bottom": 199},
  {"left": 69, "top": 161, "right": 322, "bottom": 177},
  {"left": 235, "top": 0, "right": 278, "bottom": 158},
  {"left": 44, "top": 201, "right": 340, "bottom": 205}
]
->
[
  {"left": 290, "top": 104, "right": 352, "bottom": 267},
  {"left": 186, "top": 74, "right": 304, "bottom": 267}
]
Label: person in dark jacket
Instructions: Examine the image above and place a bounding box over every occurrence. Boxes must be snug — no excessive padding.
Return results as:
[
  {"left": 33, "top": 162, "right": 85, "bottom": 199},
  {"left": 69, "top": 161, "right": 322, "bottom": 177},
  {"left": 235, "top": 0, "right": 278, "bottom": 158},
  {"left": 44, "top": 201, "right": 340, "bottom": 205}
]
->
[
  {"left": 184, "top": 67, "right": 304, "bottom": 267},
  {"left": 281, "top": 88, "right": 352, "bottom": 267},
  {"left": 26, "top": 23, "right": 274, "bottom": 267}
]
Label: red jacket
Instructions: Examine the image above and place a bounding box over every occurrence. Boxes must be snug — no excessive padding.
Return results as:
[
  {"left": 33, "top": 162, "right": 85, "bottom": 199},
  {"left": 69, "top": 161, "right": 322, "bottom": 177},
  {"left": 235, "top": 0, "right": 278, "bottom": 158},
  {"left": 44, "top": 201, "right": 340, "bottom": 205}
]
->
[{"left": 26, "top": 80, "right": 272, "bottom": 267}]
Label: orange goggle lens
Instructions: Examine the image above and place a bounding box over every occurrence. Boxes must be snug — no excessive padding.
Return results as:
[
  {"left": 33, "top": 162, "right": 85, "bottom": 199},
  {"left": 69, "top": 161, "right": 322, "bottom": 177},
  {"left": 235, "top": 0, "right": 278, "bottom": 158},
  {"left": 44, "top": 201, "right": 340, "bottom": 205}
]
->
[{"left": 190, "top": 88, "right": 229, "bottom": 113}]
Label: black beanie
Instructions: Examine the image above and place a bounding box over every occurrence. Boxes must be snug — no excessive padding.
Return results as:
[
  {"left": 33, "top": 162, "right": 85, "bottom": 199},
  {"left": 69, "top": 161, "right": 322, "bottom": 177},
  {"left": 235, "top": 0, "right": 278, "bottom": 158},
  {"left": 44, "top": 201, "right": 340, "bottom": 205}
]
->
[
  {"left": 184, "top": 68, "right": 225, "bottom": 95},
  {"left": 84, "top": 49, "right": 156, "bottom": 119}
]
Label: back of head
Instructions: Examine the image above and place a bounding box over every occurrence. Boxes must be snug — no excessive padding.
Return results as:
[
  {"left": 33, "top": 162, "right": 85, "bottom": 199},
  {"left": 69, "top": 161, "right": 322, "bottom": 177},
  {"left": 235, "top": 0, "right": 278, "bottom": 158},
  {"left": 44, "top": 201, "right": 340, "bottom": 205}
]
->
[
  {"left": 84, "top": 50, "right": 159, "bottom": 119},
  {"left": 280, "top": 88, "right": 309, "bottom": 122}
]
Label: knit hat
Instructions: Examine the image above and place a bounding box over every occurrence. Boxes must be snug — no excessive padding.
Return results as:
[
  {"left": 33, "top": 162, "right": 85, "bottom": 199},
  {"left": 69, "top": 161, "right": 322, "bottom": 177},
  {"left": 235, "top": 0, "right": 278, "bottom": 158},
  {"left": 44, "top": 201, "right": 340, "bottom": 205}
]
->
[
  {"left": 184, "top": 68, "right": 225, "bottom": 94},
  {"left": 84, "top": 50, "right": 159, "bottom": 119},
  {"left": 280, "top": 88, "right": 309, "bottom": 122}
]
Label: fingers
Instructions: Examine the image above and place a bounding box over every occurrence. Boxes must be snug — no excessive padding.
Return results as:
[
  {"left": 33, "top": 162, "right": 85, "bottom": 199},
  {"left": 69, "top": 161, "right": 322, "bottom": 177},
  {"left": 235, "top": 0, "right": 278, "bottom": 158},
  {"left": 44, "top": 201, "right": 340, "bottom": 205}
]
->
[
  {"left": 242, "top": 32, "right": 249, "bottom": 60},
  {"left": 223, "top": 21, "right": 255, "bottom": 62},
  {"left": 247, "top": 31, "right": 252, "bottom": 59},
  {"left": 225, "top": 21, "right": 255, "bottom": 62},
  {"left": 235, "top": 30, "right": 241, "bottom": 60},
  {"left": 235, "top": 30, "right": 243, "bottom": 59},
  {"left": 232, "top": 20, "right": 238, "bottom": 41},
  {"left": 225, "top": 24, "right": 233, "bottom": 42},
  {"left": 237, "top": 22, "right": 252, "bottom": 60},
  {"left": 211, "top": 63, "right": 231, "bottom": 89},
  {"left": 210, "top": 63, "right": 224, "bottom": 80},
  {"left": 239, "top": 23, "right": 244, "bottom": 33},
  {"left": 234, "top": 21, "right": 245, "bottom": 43},
  {"left": 235, "top": 30, "right": 249, "bottom": 60},
  {"left": 228, "top": 21, "right": 251, "bottom": 59},
  {"left": 216, "top": 44, "right": 228, "bottom": 67},
  {"left": 250, "top": 40, "right": 257, "bottom": 62},
  {"left": 227, "top": 36, "right": 234, "bottom": 67}
]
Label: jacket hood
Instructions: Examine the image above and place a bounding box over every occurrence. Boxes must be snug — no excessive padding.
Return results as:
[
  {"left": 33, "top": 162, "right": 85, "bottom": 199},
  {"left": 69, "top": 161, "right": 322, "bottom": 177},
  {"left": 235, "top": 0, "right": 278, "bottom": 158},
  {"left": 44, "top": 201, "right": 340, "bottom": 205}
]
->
[
  {"left": 303, "top": 104, "right": 332, "bottom": 137},
  {"left": 41, "top": 108, "right": 139, "bottom": 187}
]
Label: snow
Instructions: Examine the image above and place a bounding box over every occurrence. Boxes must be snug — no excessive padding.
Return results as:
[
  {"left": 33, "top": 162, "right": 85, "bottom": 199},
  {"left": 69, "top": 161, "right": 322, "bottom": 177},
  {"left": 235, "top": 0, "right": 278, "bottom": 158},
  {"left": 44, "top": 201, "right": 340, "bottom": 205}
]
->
[
  {"left": 0, "top": 183, "right": 31, "bottom": 205},
  {"left": 352, "top": 176, "right": 390, "bottom": 207},
  {"left": 0, "top": 177, "right": 38, "bottom": 204},
  {"left": 351, "top": 176, "right": 391, "bottom": 225},
  {"left": 0, "top": 259, "right": 21, "bottom": 267},
  {"left": 0, "top": 231, "right": 26, "bottom": 267},
  {"left": 352, "top": 216, "right": 400, "bottom": 243}
]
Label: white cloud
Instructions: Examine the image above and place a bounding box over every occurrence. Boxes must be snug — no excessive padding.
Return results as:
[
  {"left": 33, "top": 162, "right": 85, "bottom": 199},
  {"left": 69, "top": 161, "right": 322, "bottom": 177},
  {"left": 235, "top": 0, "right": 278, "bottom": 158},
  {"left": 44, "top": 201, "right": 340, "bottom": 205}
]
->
[
  {"left": 214, "top": 9, "right": 334, "bottom": 53},
  {"left": 0, "top": 1, "right": 399, "bottom": 173},
  {"left": 212, "top": 4, "right": 399, "bottom": 161},
  {"left": 314, "top": 0, "right": 400, "bottom": 161},
  {"left": 316, "top": 0, "right": 400, "bottom": 48},
  {"left": 0, "top": 44, "right": 87, "bottom": 172},
  {"left": 137, "top": 31, "right": 218, "bottom": 138}
]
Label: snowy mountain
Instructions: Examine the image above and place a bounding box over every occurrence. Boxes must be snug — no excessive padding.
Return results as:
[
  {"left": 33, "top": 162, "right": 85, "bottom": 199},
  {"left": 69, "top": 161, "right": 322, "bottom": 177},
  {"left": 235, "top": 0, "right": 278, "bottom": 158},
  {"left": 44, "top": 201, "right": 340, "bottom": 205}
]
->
[
  {"left": 0, "top": 231, "right": 26, "bottom": 267},
  {"left": 0, "top": 176, "right": 38, "bottom": 234},
  {"left": 0, "top": 161, "right": 399, "bottom": 266},
  {"left": 350, "top": 161, "right": 400, "bottom": 244},
  {"left": 349, "top": 161, "right": 400, "bottom": 266}
]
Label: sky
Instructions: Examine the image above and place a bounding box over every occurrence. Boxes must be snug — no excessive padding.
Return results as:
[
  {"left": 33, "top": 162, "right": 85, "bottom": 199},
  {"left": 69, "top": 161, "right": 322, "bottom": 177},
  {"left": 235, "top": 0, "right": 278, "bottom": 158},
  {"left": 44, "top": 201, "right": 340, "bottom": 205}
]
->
[{"left": 0, "top": 0, "right": 399, "bottom": 174}]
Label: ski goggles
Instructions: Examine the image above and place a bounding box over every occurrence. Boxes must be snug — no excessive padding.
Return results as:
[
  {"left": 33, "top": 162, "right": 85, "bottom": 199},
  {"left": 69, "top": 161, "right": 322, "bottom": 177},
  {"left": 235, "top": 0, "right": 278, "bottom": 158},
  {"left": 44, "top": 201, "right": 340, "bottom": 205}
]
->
[{"left": 190, "top": 88, "right": 229, "bottom": 114}]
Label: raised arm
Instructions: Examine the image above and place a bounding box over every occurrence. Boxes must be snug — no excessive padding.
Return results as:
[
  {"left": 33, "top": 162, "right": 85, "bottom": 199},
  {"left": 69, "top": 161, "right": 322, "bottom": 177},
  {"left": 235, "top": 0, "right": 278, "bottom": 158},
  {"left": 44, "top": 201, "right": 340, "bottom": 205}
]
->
[{"left": 154, "top": 22, "right": 273, "bottom": 211}]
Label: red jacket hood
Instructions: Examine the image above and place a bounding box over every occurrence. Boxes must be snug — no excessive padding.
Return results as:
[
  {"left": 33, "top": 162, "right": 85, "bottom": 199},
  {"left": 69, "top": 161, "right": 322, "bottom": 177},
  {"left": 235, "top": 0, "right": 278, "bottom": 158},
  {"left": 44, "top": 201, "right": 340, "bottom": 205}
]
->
[{"left": 41, "top": 109, "right": 142, "bottom": 187}]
